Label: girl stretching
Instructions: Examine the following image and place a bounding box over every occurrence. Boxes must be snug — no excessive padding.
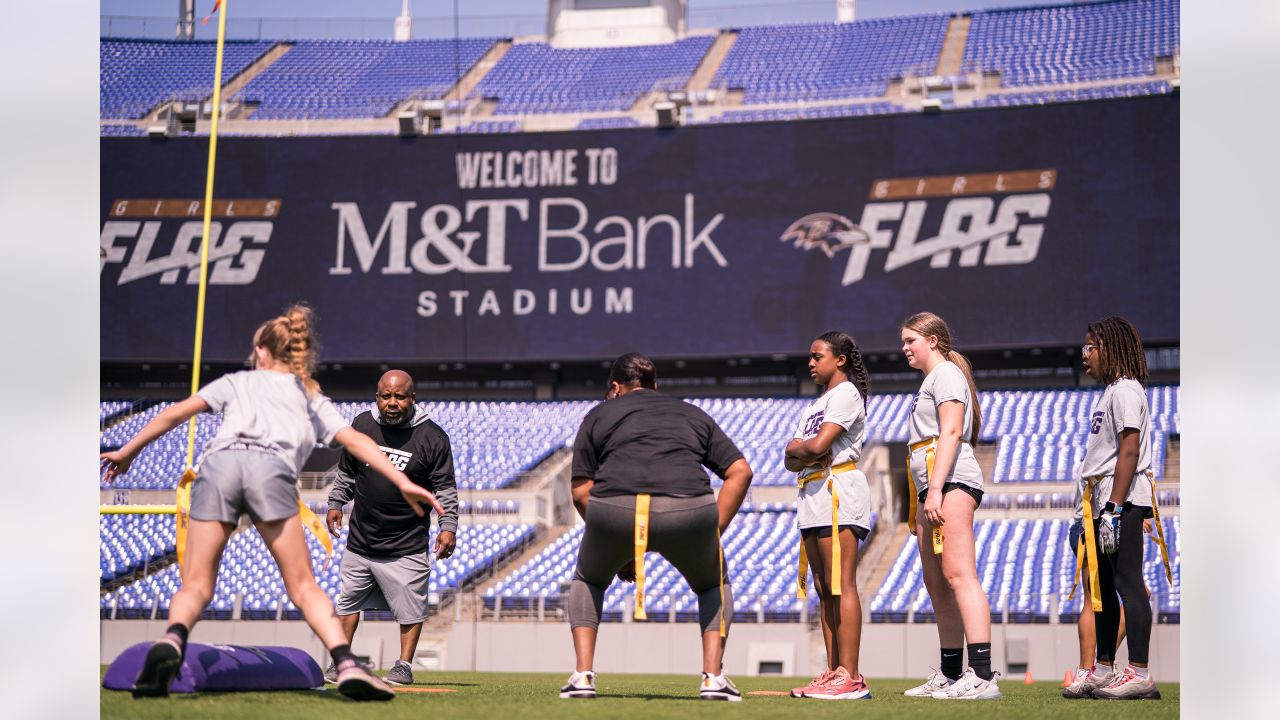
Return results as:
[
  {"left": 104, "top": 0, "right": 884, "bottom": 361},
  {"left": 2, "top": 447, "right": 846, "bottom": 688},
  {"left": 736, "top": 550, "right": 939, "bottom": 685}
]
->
[{"left": 101, "top": 305, "right": 444, "bottom": 701}]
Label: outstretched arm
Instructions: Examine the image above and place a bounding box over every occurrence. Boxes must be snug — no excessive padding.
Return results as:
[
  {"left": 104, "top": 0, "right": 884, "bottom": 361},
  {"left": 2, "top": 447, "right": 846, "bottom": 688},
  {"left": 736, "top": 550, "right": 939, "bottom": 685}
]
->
[
  {"left": 100, "top": 396, "right": 210, "bottom": 482},
  {"left": 334, "top": 427, "right": 445, "bottom": 518}
]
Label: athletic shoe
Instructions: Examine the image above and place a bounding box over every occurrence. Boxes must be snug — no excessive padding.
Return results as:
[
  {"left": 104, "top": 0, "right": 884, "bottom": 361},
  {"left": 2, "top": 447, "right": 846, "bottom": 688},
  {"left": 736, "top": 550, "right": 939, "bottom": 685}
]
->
[
  {"left": 385, "top": 660, "right": 414, "bottom": 686},
  {"left": 1062, "top": 664, "right": 1116, "bottom": 699},
  {"left": 1091, "top": 666, "right": 1162, "bottom": 700},
  {"left": 699, "top": 672, "right": 743, "bottom": 701},
  {"left": 931, "top": 668, "right": 1002, "bottom": 700},
  {"left": 131, "top": 638, "right": 184, "bottom": 698},
  {"left": 336, "top": 664, "right": 396, "bottom": 701},
  {"left": 790, "top": 669, "right": 834, "bottom": 698},
  {"left": 325, "top": 659, "right": 374, "bottom": 685},
  {"left": 805, "top": 669, "right": 872, "bottom": 700},
  {"left": 559, "top": 671, "right": 596, "bottom": 699},
  {"left": 904, "top": 669, "right": 955, "bottom": 697}
]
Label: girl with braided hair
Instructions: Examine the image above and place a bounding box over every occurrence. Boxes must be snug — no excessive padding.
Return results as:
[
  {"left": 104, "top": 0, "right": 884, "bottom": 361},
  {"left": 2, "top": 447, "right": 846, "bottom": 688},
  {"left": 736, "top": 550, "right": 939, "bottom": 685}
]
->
[
  {"left": 1064, "top": 316, "right": 1162, "bottom": 700},
  {"left": 899, "top": 312, "right": 1000, "bottom": 700},
  {"left": 784, "top": 331, "right": 873, "bottom": 700},
  {"left": 101, "top": 303, "right": 444, "bottom": 702}
]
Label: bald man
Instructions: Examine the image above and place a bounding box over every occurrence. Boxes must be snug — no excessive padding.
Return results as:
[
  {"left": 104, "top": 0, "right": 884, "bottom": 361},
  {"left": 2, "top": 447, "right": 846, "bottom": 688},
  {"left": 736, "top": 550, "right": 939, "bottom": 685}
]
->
[{"left": 323, "top": 370, "right": 458, "bottom": 685}]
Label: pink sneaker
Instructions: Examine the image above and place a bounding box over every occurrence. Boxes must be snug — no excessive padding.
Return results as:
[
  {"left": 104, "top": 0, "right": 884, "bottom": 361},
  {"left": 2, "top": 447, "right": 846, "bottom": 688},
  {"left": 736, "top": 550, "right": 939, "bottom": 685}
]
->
[
  {"left": 806, "top": 669, "right": 872, "bottom": 700},
  {"left": 791, "top": 669, "right": 834, "bottom": 698}
]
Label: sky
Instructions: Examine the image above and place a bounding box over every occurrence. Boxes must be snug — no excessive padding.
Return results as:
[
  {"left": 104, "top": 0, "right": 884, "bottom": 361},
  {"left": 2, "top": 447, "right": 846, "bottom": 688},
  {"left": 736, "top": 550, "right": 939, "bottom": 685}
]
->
[{"left": 101, "top": 0, "right": 1070, "bottom": 39}]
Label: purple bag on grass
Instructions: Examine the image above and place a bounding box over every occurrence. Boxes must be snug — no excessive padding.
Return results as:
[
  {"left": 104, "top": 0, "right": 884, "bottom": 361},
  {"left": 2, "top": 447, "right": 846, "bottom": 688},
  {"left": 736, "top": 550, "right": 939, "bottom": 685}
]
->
[{"left": 103, "top": 642, "right": 323, "bottom": 693}]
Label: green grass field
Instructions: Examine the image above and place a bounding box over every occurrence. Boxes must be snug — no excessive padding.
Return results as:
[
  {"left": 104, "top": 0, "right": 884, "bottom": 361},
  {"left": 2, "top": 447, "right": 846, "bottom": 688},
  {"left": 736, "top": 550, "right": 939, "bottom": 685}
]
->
[{"left": 101, "top": 669, "right": 1179, "bottom": 719}]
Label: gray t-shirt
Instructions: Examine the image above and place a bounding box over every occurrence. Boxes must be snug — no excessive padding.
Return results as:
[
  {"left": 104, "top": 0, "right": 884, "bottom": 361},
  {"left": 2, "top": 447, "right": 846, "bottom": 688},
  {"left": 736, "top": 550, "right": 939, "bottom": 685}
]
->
[
  {"left": 907, "top": 361, "right": 983, "bottom": 493},
  {"left": 1078, "top": 378, "right": 1153, "bottom": 515},
  {"left": 197, "top": 370, "right": 347, "bottom": 476},
  {"left": 792, "top": 381, "right": 866, "bottom": 481}
]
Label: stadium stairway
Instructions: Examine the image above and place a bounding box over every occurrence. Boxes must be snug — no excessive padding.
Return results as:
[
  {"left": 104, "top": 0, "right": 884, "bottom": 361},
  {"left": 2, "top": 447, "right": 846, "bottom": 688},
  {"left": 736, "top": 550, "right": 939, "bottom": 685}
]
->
[
  {"left": 935, "top": 15, "right": 972, "bottom": 76},
  {"left": 685, "top": 30, "right": 738, "bottom": 93},
  {"left": 218, "top": 43, "right": 294, "bottom": 117}
]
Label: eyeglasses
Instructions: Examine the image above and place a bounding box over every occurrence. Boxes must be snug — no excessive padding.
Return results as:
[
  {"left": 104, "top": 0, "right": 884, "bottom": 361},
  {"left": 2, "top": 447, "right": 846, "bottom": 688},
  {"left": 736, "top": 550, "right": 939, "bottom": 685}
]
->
[{"left": 1081, "top": 343, "right": 1097, "bottom": 357}]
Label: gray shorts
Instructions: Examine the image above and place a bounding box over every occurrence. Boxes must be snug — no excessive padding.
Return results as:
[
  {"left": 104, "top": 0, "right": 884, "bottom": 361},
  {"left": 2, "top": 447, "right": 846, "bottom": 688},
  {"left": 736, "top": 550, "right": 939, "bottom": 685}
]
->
[
  {"left": 336, "top": 549, "right": 432, "bottom": 624},
  {"left": 190, "top": 448, "right": 299, "bottom": 524}
]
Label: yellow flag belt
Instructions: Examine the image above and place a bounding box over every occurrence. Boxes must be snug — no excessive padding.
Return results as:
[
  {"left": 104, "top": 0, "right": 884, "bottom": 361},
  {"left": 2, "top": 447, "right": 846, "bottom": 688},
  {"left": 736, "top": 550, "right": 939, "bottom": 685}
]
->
[
  {"left": 796, "top": 460, "right": 857, "bottom": 599},
  {"left": 906, "top": 438, "right": 947, "bottom": 555},
  {"left": 632, "top": 493, "right": 728, "bottom": 637}
]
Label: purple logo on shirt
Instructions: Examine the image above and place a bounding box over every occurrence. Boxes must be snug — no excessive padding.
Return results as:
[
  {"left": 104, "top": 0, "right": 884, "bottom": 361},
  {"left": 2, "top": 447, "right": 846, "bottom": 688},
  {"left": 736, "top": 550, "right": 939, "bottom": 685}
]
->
[
  {"left": 803, "top": 411, "right": 825, "bottom": 436},
  {"left": 1090, "top": 411, "right": 1104, "bottom": 434}
]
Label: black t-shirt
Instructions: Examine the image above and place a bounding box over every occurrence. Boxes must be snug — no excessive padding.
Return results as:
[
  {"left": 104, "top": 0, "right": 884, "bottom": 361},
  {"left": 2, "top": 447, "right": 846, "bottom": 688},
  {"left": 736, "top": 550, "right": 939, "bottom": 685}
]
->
[
  {"left": 571, "top": 389, "right": 744, "bottom": 498},
  {"left": 340, "top": 412, "right": 456, "bottom": 559}
]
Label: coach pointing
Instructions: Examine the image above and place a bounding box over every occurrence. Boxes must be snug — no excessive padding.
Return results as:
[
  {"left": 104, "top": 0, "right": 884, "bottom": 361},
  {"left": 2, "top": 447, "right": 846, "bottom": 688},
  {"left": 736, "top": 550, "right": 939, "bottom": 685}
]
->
[{"left": 324, "top": 370, "right": 459, "bottom": 685}]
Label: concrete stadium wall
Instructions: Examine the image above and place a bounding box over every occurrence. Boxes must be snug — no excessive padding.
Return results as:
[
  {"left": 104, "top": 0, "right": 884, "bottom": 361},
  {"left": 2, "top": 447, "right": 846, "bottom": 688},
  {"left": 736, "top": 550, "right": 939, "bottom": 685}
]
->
[{"left": 101, "top": 620, "right": 1180, "bottom": 681}]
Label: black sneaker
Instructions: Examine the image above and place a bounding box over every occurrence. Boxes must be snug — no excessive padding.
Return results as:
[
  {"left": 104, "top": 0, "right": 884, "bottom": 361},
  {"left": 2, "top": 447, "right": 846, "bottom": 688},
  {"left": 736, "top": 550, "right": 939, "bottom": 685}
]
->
[{"left": 131, "top": 638, "right": 183, "bottom": 698}]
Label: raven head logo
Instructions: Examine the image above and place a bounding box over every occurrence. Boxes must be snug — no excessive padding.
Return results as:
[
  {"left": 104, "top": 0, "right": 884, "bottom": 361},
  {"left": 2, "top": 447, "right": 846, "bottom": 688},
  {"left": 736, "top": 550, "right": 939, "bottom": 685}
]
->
[{"left": 780, "top": 212, "right": 870, "bottom": 258}]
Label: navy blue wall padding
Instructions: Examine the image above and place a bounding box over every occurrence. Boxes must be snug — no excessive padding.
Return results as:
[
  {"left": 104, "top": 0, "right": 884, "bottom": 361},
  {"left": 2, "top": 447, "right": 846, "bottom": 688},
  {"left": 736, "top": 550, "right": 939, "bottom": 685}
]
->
[{"left": 102, "top": 642, "right": 323, "bottom": 693}]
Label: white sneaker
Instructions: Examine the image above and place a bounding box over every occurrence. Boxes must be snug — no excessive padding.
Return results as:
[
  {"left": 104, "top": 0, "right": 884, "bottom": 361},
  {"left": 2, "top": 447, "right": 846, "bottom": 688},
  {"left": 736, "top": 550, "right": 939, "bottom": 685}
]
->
[
  {"left": 904, "top": 669, "right": 955, "bottom": 697},
  {"left": 1063, "top": 663, "right": 1115, "bottom": 699},
  {"left": 559, "top": 670, "right": 596, "bottom": 699},
  {"left": 699, "top": 672, "right": 743, "bottom": 701},
  {"left": 931, "top": 668, "right": 1002, "bottom": 700},
  {"left": 1091, "top": 666, "right": 1161, "bottom": 700}
]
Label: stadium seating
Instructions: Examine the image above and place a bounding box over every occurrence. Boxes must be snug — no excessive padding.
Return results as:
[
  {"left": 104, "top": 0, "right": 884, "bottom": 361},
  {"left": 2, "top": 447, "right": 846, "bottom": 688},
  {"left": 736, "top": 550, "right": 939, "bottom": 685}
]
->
[
  {"left": 485, "top": 506, "right": 878, "bottom": 621},
  {"left": 700, "top": 101, "right": 902, "bottom": 124},
  {"left": 963, "top": 0, "right": 1179, "bottom": 87},
  {"left": 710, "top": 15, "right": 949, "bottom": 103},
  {"left": 971, "top": 80, "right": 1173, "bottom": 107},
  {"left": 870, "top": 516, "right": 1179, "bottom": 623},
  {"left": 233, "top": 38, "right": 496, "bottom": 120},
  {"left": 471, "top": 36, "right": 714, "bottom": 115},
  {"left": 101, "top": 39, "right": 276, "bottom": 119},
  {"left": 99, "top": 386, "right": 1179, "bottom": 489},
  {"left": 101, "top": 522, "right": 534, "bottom": 620},
  {"left": 100, "top": 514, "right": 176, "bottom": 584},
  {"left": 576, "top": 116, "right": 644, "bottom": 130}
]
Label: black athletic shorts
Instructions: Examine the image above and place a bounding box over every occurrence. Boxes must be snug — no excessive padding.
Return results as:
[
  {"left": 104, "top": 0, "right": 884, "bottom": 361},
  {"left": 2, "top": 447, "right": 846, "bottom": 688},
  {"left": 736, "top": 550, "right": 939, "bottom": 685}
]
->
[
  {"left": 918, "top": 481, "right": 984, "bottom": 508},
  {"left": 800, "top": 524, "right": 870, "bottom": 541}
]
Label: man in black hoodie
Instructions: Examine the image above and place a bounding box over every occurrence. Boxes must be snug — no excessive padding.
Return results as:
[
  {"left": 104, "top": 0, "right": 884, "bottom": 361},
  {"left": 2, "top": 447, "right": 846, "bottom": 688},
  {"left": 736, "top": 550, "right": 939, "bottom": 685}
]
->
[{"left": 322, "top": 370, "right": 459, "bottom": 685}]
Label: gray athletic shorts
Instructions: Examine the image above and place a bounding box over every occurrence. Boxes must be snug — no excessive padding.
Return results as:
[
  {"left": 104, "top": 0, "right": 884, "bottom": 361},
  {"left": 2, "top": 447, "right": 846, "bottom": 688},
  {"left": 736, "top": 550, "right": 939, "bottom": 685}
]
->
[
  {"left": 336, "top": 548, "right": 432, "bottom": 624},
  {"left": 190, "top": 448, "right": 299, "bottom": 524}
]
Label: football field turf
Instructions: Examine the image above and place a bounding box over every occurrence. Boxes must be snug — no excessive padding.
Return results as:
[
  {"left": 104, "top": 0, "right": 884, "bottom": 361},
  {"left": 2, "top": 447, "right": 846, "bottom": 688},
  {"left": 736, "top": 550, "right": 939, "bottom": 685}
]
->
[{"left": 101, "top": 670, "right": 1179, "bottom": 718}]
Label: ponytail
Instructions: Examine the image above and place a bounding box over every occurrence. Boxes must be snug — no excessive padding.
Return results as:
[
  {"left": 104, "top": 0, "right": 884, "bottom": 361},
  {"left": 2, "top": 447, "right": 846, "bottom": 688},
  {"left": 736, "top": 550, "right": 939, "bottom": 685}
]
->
[
  {"left": 816, "top": 330, "right": 871, "bottom": 403},
  {"left": 251, "top": 302, "right": 321, "bottom": 395},
  {"left": 945, "top": 349, "right": 982, "bottom": 443},
  {"left": 902, "top": 311, "right": 981, "bottom": 443}
]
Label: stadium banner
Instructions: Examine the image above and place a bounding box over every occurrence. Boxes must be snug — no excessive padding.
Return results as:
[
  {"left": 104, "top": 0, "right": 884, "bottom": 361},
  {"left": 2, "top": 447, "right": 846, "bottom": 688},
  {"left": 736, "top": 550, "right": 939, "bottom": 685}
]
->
[{"left": 101, "top": 95, "right": 1178, "bottom": 362}]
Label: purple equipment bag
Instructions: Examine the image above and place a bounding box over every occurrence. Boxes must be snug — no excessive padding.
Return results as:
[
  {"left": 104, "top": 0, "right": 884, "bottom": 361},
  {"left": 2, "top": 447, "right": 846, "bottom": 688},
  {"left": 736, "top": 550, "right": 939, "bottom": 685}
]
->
[{"left": 103, "top": 642, "right": 323, "bottom": 693}]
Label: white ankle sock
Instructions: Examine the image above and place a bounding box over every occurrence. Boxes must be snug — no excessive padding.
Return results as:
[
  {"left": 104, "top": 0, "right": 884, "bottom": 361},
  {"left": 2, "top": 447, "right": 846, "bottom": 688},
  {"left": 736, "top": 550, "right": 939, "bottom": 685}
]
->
[{"left": 1130, "top": 666, "right": 1149, "bottom": 679}]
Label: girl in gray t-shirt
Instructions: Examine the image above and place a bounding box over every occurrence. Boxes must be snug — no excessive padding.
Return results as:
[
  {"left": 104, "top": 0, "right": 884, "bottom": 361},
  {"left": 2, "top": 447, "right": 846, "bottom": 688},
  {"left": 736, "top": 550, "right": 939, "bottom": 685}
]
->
[
  {"left": 899, "top": 312, "right": 1000, "bottom": 700},
  {"left": 100, "top": 304, "right": 443, "bottom": 702}
]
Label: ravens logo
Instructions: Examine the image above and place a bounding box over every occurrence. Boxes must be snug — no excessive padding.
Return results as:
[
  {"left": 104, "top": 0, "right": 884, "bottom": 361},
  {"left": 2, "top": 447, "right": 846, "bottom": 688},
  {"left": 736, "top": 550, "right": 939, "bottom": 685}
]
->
[{"left": 779, "top": 212, "right": 871, "bottom": 258}]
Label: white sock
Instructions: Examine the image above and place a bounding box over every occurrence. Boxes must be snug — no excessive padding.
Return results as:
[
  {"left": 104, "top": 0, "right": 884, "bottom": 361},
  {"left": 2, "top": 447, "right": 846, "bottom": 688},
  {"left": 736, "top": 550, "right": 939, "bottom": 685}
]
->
[
  {"left": 1095, "top": 662, "right": 1114, "bottom": 675},
  {"left": 1130, "top": 666, "right": 1150, "bottom": 679}
]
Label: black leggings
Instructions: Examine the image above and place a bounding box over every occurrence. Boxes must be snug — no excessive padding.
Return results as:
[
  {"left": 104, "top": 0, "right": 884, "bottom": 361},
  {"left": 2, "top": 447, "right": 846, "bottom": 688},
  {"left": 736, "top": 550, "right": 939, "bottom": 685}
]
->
[
  {"left": 568, "top": 494, "right": 731, "bottom": 635},
  {"left": 1093, "top": 504, "right": 1151, "bottom": 664}
]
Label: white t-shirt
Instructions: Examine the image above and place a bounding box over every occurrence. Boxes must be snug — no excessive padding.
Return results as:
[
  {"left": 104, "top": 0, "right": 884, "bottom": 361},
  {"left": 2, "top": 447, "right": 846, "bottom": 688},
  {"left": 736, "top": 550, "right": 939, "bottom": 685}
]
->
[
  {"left": 198, "top": 369, "right": 347, "bottom": 476},
  {"left": 907, "top": 361, "right": 983, "bottom": 493},
  {"left": 1078, "top": 377, "right": 1153, "bottom": 514},
  {"left": 792, "top": 381, "right": 866, "bottom": 481}
]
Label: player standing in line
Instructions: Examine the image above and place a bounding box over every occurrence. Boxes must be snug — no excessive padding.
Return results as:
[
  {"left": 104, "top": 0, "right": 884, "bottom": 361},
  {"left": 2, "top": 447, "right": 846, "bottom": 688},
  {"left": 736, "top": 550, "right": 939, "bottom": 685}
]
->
[
  {"left": 100, "top": 305, "right": 444, "bottom": 701},
  {"left": 323, "top": 369, "right": 459, "bottom": 685},
  {"left": 784, "top": 331, "right": 873, "bottom": 701},
  {"left": 561, "top": 353, "right": 754, "bottom": 701},
  {"left": 1063, "top": 316, "right": 1162, "bottom": 700},
  {"left": 899, "top": 312, "right": 1001, "bottom": 700}
]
